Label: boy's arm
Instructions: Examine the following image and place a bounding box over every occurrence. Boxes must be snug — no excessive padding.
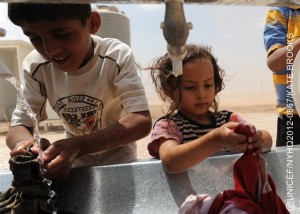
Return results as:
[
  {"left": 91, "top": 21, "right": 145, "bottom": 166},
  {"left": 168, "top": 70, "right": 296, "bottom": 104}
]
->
[
  {"left": 267, "top": 39, "right": 300, "bottom": 72},
  {"left": 78, "top": 110, "right": 152, "bottom": 155},
  {"left": 264, "top": 7, "right": 300, "bottom": 72},
  {"left": 6, "top": 125, "right": 35, "bottom": 155},
  {"left": 41, "top": 110, "right": 152, "bottom": 178}
]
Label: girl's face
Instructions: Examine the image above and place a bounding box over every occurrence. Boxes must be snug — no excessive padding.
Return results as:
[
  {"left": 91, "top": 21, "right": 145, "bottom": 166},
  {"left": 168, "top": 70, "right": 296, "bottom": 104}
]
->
[
  {"left": 20, "top": 12, "right": 100, "bottom": 73},
  {"left": 172, "top": 57, "right": 216, "bottom": 122}
]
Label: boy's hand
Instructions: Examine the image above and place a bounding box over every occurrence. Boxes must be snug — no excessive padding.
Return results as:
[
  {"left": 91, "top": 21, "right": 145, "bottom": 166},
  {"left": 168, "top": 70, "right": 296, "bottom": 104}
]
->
[
  {"left": 32, "top": 138, "right": 51, "bottom": 154},
  {"left": 10, "top": 137, "right": 51, "bottom": 157},
  {"left": 40, "top": 138, "right": 81, "bottom": 179},
  {"left": 10, "top": 139, "right": 35, "bottom": 157}
]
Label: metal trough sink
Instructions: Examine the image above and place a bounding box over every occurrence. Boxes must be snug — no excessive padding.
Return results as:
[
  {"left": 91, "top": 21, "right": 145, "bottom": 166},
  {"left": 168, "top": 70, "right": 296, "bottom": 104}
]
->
[{"left": 1, "top": 146, "right": 300, "bottom": 214}]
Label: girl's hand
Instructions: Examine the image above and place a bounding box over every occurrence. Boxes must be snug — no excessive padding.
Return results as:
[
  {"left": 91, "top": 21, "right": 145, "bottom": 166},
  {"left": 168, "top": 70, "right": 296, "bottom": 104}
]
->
[
  {"left": 217, "top": 122, "right": 249, "bottom": 153},
  {"left": 232, "top": 122, "right": 269, "bottom": 156},
  {"left": 247, "top": 130, "right": 265, "bottom": 156},
  {"left": 233, "top": 122, "right": 256, "bottom": 143}
]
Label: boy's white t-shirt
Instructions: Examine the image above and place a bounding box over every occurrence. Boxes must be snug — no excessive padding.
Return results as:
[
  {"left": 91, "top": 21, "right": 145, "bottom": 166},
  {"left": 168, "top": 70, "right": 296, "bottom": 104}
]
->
[{"left": 11, "top": 35, "right": 149, "bottom": 165}]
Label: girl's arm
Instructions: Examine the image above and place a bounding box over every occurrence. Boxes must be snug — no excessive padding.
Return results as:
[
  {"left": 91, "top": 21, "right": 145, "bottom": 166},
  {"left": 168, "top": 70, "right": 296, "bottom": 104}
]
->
[{"left": 159, "top": 122, "right": 248, "bottom": 174}]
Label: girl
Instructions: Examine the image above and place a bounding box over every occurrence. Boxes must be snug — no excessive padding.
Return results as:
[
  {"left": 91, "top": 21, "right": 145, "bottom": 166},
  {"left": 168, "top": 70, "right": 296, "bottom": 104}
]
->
[{"left": 148, "top": 44, "right": 272, "bottom": 173}]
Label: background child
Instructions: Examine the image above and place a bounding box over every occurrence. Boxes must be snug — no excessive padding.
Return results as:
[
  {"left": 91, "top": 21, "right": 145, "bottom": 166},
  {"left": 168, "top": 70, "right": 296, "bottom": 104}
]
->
[
  {"left": 148, "top": 44, "right": 272, "bottom": 173},
  {"left": 6, "top": 3, "right": 152, "bottom": 179},
  {"left": 263, "top": 6, "right": 300, "bottom": 147}
]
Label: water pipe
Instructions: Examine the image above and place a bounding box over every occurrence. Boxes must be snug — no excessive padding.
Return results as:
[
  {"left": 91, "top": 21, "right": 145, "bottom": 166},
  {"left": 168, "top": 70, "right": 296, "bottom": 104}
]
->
[{"left": 160, "top": 0, "right": 193, "bottom": 76}]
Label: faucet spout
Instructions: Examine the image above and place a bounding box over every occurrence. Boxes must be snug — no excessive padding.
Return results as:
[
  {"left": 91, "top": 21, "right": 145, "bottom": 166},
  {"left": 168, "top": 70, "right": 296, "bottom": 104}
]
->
[{"left": 161, "top": 0, "right": 192, "bottom": 76}]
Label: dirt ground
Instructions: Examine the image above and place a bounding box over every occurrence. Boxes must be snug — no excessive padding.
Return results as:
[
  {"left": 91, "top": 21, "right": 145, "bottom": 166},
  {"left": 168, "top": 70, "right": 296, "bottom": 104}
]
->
[{"left": 0, "top": 104, "right": 278, "bottom": 170}]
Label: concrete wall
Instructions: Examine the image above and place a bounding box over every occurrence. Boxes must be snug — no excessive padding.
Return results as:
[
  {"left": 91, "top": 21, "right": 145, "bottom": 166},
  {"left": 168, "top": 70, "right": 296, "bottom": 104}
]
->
[{"left": 0, "top": 40, "right": 33, "bottom": 121}]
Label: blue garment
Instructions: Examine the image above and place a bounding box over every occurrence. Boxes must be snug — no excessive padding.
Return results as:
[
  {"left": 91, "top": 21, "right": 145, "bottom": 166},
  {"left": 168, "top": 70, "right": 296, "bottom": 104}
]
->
[{"left": 263, "top": 6, "right": 300, "bottom": 115}]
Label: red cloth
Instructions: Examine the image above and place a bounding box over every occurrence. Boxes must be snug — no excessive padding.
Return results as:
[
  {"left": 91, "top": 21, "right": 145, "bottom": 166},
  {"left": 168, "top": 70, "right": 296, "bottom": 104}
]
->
[{"left": 179, "top": 150, "right": 290, "bottom": 214}]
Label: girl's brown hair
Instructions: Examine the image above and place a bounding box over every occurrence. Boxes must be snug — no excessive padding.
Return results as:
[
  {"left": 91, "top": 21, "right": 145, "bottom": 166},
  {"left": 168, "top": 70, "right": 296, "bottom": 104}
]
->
[{"left": 150, "top": 44, "right": 225, "bottom": 115}]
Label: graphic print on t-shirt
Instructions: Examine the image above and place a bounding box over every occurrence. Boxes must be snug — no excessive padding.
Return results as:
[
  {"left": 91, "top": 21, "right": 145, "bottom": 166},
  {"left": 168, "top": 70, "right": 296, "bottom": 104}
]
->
[{"left": 53, "top": 94, "right": 103, "bottom": 135}]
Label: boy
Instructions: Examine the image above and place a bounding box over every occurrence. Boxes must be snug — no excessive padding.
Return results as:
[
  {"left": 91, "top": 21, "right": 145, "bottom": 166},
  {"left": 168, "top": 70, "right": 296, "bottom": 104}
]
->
[
  {"left": 6, "top": 3, "right": 152, "bottom": 179},
  {"left": 263, "top": 6, "right": 300, "bottom": 147}
]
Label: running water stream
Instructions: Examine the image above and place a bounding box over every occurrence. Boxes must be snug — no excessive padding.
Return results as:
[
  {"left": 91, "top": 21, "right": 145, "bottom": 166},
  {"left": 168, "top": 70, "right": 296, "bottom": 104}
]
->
[{"left": 0, "top": 60, "right": 58, "bottom": 213}]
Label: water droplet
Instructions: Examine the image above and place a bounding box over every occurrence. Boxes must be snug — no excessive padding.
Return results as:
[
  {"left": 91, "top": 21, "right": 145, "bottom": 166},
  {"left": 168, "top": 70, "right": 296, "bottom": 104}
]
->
[
  {"left": 47, "top": 198, "right": 53, "bottom": 204},
  {"left": 42, "top": 178, "right": 52, "bottom": 186},
  {"left": 49, "top": 190, "right": 56, "bottom": 198},
  {"left": 2, "top": 75, "right": 57, "bottom": 213},
  {"left": 40, "top": 167, "right": 47, "bottom": 174}
]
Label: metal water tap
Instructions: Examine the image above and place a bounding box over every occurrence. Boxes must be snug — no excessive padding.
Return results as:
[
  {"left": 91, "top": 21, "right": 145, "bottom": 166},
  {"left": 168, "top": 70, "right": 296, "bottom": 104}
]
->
[{"left": 161, "top": 0, "right": 193, "bottom": 76}]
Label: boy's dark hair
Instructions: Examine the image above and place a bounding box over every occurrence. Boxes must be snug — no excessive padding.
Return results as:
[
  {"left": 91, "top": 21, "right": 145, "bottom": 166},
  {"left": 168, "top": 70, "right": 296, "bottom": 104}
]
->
[{"left": 8, "top": 3, "right": 92, "bottom": 26}]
